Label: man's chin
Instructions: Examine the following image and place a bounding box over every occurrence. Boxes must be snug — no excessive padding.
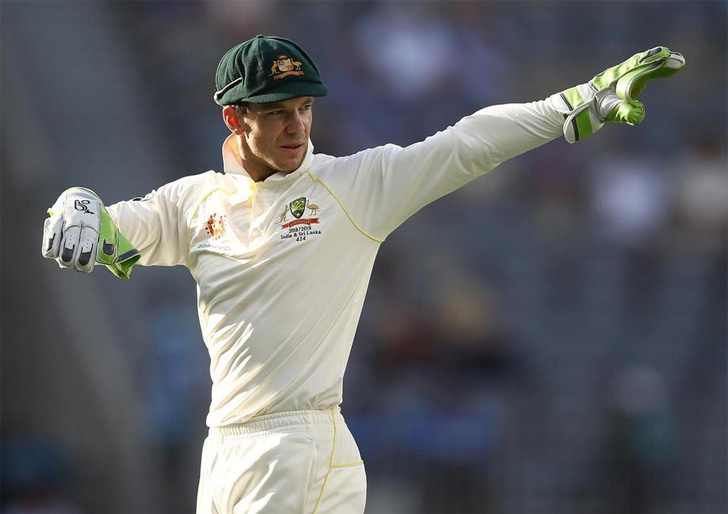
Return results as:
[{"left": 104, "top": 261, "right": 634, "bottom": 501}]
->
[
  {"left": 275, "top": 162, "right": 302, "bottom": 174},
  {"left": 276, "top": 153, "right": 306, "bottom": 173}
]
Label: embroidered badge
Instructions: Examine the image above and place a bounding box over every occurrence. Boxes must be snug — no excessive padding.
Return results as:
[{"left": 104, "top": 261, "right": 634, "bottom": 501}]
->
[
  {"left": 204, "top": 213, "right": 227, "bottom": 239},
  {"left": 289, "top": 197, "right": 307, "bottom": 219},
  {"left": 270, "top": 55, "right": 304, "bottom": 80},
  {"left": 279, "top": 197, "right": 321, "bottom": 243}
]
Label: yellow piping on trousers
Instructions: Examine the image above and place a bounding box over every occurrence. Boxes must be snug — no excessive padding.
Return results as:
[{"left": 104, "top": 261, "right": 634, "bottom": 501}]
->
[{"left": 311, "top": 409, "right": 337, "bottom": 514}]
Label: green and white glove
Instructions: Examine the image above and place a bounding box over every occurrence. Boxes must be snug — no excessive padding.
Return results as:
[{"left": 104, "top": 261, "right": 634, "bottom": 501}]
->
[
  {"left": 549, "top": 46, "right": 685, "bottom": 143},
  {"left": 42, "top": 187, "right": 141, "bottom": 279}
]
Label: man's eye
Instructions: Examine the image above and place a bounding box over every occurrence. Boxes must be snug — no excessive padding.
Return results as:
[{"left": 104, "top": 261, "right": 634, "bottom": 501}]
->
[{"left": 268, "top": 110, "right": 283, "bottom": 116}]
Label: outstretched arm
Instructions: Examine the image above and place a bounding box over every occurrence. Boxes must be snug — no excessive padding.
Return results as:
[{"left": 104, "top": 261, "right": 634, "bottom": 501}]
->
[{"left": 318, "top": 46, "right": 685, "bottom": 241}]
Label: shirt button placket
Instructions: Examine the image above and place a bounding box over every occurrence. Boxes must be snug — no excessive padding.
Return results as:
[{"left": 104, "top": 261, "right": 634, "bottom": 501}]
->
[{"left": 251, "top": 183, "right": 263, "bottom": 241}]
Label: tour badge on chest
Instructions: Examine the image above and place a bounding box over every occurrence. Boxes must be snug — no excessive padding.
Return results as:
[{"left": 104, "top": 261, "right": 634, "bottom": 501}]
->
[{"left": 278, "top": 196, "right": 322, "bottom": 243}]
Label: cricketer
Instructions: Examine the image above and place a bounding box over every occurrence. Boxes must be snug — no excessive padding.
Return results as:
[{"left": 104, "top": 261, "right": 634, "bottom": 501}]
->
[{"left": 41, "top": 35, "right": 684, "bottom": 513}]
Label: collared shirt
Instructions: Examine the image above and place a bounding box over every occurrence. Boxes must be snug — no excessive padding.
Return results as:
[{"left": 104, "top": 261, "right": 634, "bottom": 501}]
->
[{"left": 107, "top": 100, "right": 563, "bottom": 427}]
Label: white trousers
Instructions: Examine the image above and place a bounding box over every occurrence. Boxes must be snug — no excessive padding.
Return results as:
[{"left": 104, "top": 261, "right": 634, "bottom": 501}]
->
[{"left": 196, "top": 408, "right": 367, "bottom": 514}]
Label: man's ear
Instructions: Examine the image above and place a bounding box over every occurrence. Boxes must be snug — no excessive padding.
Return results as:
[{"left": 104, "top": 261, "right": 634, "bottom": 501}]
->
[{"left": 222, "top": 106, "right": 246, "bottom": 135}]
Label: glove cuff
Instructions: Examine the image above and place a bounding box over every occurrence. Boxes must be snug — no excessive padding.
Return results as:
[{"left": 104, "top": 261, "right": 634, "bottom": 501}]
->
[
  {"left": 547, "top": 83, "right": 605, "bottom": 144},
  {"left": 97, "top": 208, "right": 141, "bottom": 279}
]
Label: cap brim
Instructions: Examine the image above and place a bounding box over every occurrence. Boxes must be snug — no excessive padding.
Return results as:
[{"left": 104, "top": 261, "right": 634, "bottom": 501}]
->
[{"left": 219, "top": 81, "right": 328, "bottom": 105}]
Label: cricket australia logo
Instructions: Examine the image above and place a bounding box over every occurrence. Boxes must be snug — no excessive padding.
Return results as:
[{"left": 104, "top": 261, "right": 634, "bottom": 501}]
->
[
  {"left": 270, "top": 55, "right": 304, "bottom": 80},
  {"left": 279, "top": 197, "right": 322, "bottom": 243},
  {"left": 289, "top": 197, "right": 306, "bottom": 219}
]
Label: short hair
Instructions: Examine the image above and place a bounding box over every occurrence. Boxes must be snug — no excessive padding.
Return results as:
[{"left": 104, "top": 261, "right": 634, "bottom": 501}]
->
[{"left": 231, "top": 103, "right": 251, "bottom": 117}]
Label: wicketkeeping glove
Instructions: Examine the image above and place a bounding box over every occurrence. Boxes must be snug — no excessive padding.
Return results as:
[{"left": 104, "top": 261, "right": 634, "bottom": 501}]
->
[
  {"left": 549, "top": 46, "right": 685, "bottom": 143},
  {"left": 41, "top": 187, "right": 141, "bottom": 279}
]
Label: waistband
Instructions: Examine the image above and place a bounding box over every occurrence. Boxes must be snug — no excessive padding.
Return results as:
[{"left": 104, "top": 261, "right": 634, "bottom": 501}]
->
[{"left": 211, "top": 408, "right": 341, "bottom": 436}]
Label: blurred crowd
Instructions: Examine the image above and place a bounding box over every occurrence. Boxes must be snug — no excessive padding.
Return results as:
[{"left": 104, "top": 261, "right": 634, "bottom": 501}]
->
[{"left": 2, "top": 1, "right": 726, "bottom": 513}]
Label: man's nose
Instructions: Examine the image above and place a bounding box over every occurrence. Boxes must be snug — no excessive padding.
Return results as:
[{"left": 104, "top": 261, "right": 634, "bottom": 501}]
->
[{"left": 286, "top": 112, "right": 305, "bottom": 134}]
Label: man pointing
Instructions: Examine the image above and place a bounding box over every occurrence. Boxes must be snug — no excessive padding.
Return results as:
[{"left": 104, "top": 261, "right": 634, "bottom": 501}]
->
[{"left": 42, "top": 35, "right": 684, "bottom": 513}]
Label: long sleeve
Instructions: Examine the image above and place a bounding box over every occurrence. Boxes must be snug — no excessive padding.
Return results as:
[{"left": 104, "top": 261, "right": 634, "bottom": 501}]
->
[
  {"left": 314, "top": 99, "right": 564, "bottom": 241},
  {"left": 105, "top": 171, "right": 217, "bottom": 267}
]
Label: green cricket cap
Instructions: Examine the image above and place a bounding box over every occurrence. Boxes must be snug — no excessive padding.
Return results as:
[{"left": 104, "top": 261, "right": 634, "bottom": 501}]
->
[{"left": 214, "top": 35, "right": 328, "bottom": 106}]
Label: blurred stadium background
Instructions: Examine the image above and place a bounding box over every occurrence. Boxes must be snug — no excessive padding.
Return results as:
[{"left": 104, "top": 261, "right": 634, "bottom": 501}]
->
[{"left": 1, "top": 1, "right": 726, "bottom": 513}]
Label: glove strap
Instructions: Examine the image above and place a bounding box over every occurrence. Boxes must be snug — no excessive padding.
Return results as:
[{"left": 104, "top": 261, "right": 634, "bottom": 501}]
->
[
  {"left": 560, "top": 86, "right": 597, "bottom": 143},
  {"left": 548, "top": 83, "right": 604, "bottom": 144}
]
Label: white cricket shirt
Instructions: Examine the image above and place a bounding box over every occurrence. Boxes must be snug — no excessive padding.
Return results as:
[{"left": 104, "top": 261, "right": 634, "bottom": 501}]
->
[{"left": 107, "top": 100, "right": 563, "bottom": 427}]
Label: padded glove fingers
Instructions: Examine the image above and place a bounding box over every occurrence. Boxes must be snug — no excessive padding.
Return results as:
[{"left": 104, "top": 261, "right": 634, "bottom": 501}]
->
[{"left": 548, "top": 46, "right": 685, "bottom": 143}]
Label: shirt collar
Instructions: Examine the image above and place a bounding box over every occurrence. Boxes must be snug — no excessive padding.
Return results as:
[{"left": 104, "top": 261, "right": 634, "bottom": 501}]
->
[{"left": 222, "top": 134, "right": 314, "bottom": 183}]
